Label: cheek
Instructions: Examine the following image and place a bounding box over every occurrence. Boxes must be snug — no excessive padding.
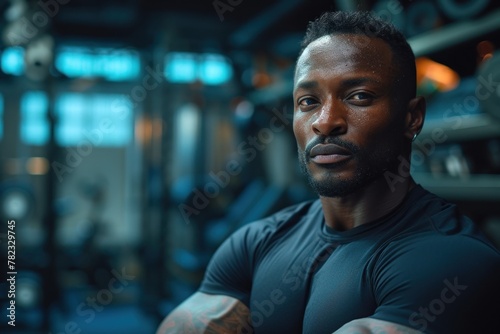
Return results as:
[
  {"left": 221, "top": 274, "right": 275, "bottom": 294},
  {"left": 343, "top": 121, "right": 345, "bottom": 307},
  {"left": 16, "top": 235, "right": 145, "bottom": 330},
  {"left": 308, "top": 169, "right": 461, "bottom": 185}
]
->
[
  {"left": 350, "top": 110, "right": 401, "bottom": 144},
  {"left": 365, "top": 124, "right": 404, "bottom": 156},
  {"left": 292, "top": 116, "right": 307, "bottom": 149}
]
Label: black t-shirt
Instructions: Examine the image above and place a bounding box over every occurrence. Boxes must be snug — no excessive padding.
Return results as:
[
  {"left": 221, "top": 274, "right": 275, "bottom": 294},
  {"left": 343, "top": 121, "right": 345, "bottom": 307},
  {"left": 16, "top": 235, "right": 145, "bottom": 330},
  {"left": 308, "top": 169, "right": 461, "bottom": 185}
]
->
[{"left": 199, "top": 185, "right": 500, "bottom": 333}]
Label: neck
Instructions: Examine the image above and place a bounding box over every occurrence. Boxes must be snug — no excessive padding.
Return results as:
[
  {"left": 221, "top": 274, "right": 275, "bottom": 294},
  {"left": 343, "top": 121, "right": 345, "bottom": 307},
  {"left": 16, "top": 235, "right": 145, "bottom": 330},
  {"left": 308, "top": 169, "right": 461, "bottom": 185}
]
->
[{"left": 320, "top": 175, "right": 415, "bottom": 231}]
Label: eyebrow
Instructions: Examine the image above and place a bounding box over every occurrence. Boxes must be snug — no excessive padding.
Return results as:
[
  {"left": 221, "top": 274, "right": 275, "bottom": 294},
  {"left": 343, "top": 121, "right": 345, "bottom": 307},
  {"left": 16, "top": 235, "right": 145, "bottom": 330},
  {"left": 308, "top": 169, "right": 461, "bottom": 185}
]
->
[
  {"left": 340, "top": 77, "right": 379, "bottom": 88},
  {"left": 294, "top": 77, "right": 379, "bottom": 92},
  {"left": 294, "top": 80, "right": 318, "bottom": 91}
]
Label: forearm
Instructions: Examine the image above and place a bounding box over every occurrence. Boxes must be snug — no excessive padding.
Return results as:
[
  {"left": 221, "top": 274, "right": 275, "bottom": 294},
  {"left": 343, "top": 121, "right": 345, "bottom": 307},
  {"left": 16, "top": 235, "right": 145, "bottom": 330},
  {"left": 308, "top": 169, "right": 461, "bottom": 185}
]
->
[
  {"left": 157, "top": 306, "right": 252, "bottom": 334},
  {"left": 156, "top": 292, "right": 253, "bottom": 334},
  {"left": 333, "top": 318, "right": 423, "bottom": 334}
]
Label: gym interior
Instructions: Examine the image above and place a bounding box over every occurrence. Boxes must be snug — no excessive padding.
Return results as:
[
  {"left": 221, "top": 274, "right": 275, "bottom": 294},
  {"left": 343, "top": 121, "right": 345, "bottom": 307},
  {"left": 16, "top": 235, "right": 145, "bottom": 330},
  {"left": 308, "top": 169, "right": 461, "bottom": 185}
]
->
[{"left": 1, "top": 0, "right": 499, "bottom": 333}]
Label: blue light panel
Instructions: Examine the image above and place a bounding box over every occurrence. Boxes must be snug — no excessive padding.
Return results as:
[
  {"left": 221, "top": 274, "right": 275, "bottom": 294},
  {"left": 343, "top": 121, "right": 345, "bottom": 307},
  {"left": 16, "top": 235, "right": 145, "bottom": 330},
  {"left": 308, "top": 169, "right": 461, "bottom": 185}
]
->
[
  {"left": 55, "top": 93, "right": 86, "bottom": 145},
  {"left": 20, "top": 92, "right": 50, "bottom": 145},
  {"left": 199, "top": 53, "right": 233, "bottom": 85},
  {"left": 164, "top": 52, "right": 233, "bottom": 85},
  {"left": 1, "top": 47, "right": 24, "bottom": 76},
  {"left": 164, "top": 52, "right": 198, "bottom": 83},
  {"left": 56, "top": 93, "right": 133, "bottom": 146},
  {"left": 55, "top": 47, "right": 140, "bottom": 81},
  {"left": 20, "top": 92, "right": 133, "bottom": 147}
]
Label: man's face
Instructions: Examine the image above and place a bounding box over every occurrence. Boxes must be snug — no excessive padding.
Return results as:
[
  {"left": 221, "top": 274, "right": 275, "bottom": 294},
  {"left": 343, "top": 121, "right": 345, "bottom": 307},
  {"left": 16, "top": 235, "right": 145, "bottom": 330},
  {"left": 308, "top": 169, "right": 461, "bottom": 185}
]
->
[{"left": 293, "top": 33, "right": 407, "bottom": 197}]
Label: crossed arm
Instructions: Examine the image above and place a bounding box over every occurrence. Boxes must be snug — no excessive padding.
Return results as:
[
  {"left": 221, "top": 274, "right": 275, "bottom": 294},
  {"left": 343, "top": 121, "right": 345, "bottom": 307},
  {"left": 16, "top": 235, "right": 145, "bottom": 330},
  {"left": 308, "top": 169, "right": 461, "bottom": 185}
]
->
[
  {"left": 156, "top": 292, "right": 422, "bottom": 334},
  {"left": 333, "top": 318, "right": 423, "bottom": 334},
  {"left": 156, "top": 292, "right": 252, "bottom": 334}
]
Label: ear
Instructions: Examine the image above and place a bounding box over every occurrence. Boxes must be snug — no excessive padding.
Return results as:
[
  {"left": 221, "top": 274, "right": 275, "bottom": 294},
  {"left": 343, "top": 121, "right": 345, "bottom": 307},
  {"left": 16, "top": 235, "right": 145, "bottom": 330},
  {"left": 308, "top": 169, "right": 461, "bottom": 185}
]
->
[{"left": 404, "top": 96, "right": 426, "bottom": 141}]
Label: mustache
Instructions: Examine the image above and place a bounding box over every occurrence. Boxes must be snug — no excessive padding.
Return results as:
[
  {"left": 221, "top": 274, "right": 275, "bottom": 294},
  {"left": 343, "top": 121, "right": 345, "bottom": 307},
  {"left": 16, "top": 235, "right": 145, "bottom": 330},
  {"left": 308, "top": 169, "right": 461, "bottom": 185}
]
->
[{"left": 304, "top": 136, "right": 360, "bottom": 158}]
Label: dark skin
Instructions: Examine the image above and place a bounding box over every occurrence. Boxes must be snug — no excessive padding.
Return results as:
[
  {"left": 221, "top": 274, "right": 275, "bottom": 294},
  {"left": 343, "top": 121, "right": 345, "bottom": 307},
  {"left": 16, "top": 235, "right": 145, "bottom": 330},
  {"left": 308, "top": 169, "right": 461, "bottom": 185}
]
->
[
  {"left": 157, "top": 33, "right": 426, "bottom": 334},
  {"left": 156, "top": 292, "right": 252, "bottom": 334},
  {"left": 293, "top": 33, "right": 425, "bottom": 231}
]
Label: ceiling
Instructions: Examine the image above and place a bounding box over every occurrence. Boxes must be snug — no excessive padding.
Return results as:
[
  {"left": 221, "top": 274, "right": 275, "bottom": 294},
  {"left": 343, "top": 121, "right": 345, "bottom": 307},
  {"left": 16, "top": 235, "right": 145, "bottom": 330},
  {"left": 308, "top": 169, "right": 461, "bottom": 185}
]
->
[
  {"left": 1, "top": 0, "right": 500, "bottom": 77},
  {"left": 44, "top": 0, "right": 342, "bottom": 52}
]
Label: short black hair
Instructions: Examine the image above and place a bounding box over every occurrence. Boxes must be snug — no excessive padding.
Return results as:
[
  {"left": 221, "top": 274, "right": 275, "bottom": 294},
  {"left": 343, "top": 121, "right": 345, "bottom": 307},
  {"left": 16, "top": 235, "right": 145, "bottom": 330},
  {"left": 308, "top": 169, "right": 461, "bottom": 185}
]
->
[{"left": 299, "top": 11, "right": 416, "bottom": 101}]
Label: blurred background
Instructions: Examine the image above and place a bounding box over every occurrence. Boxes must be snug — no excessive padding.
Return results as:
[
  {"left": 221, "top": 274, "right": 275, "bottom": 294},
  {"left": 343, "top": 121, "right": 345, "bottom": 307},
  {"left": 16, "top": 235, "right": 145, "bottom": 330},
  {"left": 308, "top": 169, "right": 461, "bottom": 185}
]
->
[{"left": 0, "top": 0, "right": 499, "bottom": 333}]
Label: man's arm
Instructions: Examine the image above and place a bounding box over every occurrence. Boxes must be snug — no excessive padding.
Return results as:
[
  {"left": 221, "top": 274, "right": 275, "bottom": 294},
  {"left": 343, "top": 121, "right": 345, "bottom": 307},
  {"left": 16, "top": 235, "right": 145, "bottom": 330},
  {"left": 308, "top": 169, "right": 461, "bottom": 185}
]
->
[
  {"left": 156, "top": 292, "right": 252, "bottom": 334},
  {"left": 333, "top": 318, "right": 423, "bottom": 334}
]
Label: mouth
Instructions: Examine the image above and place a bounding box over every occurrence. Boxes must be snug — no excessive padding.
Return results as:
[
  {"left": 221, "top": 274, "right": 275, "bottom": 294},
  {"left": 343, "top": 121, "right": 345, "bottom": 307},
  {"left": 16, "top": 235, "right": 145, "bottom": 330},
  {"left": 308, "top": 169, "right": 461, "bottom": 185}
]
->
[{"left": 309, "top": 143, "right": 352, "bottom": 165}]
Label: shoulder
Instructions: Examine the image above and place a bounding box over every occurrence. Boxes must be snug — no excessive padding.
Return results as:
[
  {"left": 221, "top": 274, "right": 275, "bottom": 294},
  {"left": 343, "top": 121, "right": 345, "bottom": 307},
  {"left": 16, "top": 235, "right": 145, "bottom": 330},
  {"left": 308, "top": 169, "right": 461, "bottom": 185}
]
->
[
  {"left": 370, "top": 208, "right": 500, "bottom": 330},
  {"left": 207, "top": 198, "right": 321, "bottom": 265},
  {"left": 374, "top": 199, "right": 500, "bottom": 280},
  {"left": 389, "top": 185, "right": 497, "bottom": 251},
  {"left": 371, "top": 187, "right": 500, "bottom": 296},
  {"left": 200, "top": 199, "right": 322, "bottom": 303},
  {"left": 233, "top": 199, "right": 322, "bottom": 243},
  {"left": 379, "top": 231, "right": 500, "bottom": 281},
  {"left": 216, "top": 198, "right": 322, "bottom": 270},
  {"left": 369, "top": 219, "right": 499, "bottom": 332}
]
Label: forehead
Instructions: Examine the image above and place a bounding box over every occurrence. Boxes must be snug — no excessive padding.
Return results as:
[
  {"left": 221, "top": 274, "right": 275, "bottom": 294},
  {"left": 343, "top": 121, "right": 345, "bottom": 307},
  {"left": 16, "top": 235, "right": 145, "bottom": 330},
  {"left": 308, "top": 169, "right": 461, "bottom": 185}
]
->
[{"left": 295, "top": 34, "right": 395, "bottom": 84}]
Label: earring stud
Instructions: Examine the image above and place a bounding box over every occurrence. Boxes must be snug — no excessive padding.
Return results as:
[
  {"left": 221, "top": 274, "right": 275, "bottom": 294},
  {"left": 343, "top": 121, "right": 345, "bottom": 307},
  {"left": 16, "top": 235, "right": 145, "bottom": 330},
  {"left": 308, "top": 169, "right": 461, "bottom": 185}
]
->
[{"left": 412, "top": 133, "right": 418, "bottom": 142}]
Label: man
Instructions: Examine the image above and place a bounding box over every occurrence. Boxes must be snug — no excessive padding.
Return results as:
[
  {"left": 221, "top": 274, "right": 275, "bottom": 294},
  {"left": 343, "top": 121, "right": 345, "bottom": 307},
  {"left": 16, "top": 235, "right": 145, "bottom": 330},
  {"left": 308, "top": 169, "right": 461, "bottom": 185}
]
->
[{"left": 157, "top": 11, "right": 500, "bottom": 334}]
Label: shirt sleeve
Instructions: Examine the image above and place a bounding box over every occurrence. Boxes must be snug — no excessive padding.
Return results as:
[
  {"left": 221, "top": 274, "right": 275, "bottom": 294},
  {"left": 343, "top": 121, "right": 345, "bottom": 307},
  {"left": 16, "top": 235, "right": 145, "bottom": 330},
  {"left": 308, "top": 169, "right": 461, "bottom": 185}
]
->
[
  {"left": 370, "top": 230, "right": 500, "bottom": 334},
  {"left": 198, "top": 223, "right": 263, "bottom": 306}
]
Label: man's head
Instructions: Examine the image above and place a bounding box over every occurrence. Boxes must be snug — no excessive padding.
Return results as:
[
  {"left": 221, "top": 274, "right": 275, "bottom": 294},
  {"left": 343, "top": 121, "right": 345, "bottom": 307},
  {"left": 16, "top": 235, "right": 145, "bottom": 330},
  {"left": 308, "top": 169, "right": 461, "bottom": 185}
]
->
[
  {"left": 293, "top": 11, "right": 425, "bottom": 198},
  {"left": 298, "top": 11, "right": 416, "bottom": 103}
]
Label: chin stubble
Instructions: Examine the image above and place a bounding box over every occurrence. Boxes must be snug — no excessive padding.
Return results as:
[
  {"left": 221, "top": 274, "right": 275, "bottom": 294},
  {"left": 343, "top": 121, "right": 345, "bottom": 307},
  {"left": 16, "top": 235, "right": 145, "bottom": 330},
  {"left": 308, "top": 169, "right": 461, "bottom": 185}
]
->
[{"left": 298, "top": 139, "right": 399, "bottom": 198}]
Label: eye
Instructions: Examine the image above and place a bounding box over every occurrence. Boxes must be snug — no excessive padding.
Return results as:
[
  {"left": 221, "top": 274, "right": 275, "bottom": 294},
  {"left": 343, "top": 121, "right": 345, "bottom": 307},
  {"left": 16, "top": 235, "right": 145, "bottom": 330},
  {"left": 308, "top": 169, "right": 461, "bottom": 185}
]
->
[
  {"left": 346, "top": 91, "right": 375, "bottom": 105},
  {"left": 350, "top": 92, "right": 372, "bottom": 100},
  {"left": 297, "top": 97, "right": 319, "bottom": 111}
]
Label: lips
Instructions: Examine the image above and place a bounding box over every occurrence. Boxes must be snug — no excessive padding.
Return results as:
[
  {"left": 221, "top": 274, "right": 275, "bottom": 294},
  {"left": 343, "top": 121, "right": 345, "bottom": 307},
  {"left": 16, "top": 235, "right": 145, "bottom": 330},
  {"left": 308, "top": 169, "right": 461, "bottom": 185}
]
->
[{"left": 309, "top": 143, "right": 352, "bottom": 164}]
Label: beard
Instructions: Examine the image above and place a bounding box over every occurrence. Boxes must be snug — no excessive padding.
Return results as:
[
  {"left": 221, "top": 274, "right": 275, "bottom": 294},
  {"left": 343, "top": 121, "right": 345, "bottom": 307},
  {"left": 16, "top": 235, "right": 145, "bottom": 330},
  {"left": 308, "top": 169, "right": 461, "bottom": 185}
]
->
[{"left": 298, "top": 136, "right": 400, "bottom": 198}]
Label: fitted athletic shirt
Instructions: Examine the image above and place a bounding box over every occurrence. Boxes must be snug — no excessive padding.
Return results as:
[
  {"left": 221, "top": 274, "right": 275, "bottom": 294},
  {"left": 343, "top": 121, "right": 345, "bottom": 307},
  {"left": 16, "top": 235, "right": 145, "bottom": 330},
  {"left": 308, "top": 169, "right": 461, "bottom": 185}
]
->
[{"left": 199, "top": 185, "right": 500, "bottom": 334}]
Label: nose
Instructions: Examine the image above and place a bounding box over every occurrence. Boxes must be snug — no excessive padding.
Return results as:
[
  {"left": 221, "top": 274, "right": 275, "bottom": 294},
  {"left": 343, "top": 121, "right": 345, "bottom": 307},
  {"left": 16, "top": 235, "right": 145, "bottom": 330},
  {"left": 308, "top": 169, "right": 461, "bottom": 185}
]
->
[{"left": 311, "top": 102, "right": 347, "bottom": 136}]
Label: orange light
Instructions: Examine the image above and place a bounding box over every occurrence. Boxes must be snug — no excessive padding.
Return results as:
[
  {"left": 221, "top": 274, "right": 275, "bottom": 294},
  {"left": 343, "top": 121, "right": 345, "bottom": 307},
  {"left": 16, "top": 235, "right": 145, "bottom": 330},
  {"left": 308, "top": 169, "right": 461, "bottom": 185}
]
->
[
  {"left": 477, "top": 41, "right": 495, "bottom": 64},
  {"left": 26, "top": 157, "right": 49, "bottom": 175},
  {"left": 477, "top": 41, "right": 494, "bottom": 57},
  {"left": 416, "top": 57, "right": 460, "bottom": 92},
  {"left": 482, "top": 53, "right": 493, "bottom": 61},
  {"left": 135, "top": 117, "right": 153, "bottom": 145},
  {"left": 252, "top": 72, "right": 272, "bottom": 88}
]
